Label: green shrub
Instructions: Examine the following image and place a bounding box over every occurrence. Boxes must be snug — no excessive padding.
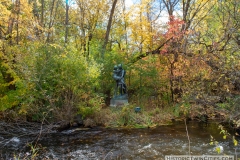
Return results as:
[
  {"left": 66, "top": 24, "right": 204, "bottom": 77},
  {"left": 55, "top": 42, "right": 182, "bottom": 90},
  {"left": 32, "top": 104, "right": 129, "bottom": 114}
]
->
[{"left": 16, "top": 43, "right": 103, "bottom": 122}]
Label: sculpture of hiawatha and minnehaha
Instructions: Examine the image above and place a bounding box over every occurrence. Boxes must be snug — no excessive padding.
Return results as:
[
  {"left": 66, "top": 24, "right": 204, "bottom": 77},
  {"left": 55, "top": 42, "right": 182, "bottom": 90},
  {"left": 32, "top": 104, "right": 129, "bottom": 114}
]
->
[{"left": 110, "top": 64, "right": 128, "bottom": 107}]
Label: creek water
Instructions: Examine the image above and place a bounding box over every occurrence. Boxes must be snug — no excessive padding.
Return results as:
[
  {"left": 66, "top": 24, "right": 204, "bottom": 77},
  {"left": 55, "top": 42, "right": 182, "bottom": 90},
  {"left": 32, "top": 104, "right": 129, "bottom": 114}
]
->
[{"left": 1, "top": 121, "right": 239, "bottom": 159}]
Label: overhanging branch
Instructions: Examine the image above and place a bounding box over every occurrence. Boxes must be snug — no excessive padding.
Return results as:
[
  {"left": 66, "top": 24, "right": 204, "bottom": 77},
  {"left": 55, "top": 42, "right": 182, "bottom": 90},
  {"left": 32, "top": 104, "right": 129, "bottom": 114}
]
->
[{"left": 128, "top": 37, "right": 172, "bottom": 64}]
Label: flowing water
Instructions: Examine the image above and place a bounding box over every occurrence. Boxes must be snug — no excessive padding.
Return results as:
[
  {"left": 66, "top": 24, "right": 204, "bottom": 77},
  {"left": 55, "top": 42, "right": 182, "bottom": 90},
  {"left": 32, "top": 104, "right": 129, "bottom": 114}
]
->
[{"left": 1, "top": 121, "right": 239, "bottom": 159}]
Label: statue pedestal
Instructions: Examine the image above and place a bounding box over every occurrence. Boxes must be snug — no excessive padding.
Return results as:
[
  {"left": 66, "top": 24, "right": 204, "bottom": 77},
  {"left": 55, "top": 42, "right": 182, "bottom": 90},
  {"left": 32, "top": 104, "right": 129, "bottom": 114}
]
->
[{"left": 110, "top": 94, "right": 128, "bottom": 107}]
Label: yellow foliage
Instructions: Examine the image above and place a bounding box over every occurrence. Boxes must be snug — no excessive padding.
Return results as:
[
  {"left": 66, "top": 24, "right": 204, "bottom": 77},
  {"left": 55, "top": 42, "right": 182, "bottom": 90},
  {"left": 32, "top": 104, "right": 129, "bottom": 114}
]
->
[
  {"left": 126, "top": 0, "right": 157, "bottom": 52},
  {"left": 0, "top": 0, "right": 11, "bottom": 29}
]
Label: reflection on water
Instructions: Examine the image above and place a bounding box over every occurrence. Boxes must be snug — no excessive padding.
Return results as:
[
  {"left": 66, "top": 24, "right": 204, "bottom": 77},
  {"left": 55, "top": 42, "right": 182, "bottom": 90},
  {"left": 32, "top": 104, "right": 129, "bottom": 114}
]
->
[{"left": 1, "top": 121, "right": 240, "bottom": 159}]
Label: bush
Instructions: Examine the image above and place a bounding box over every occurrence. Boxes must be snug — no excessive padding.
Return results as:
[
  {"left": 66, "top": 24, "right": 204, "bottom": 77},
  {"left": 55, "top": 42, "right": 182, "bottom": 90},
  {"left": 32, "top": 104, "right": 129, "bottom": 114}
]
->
[{"left": 16, "top": 43, "right": 103, "bottom": 122}]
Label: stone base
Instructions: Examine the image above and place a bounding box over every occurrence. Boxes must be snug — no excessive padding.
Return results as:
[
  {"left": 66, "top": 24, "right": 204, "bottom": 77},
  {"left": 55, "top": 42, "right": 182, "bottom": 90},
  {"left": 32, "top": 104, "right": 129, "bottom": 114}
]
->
[
  {"left": 110, "top": 98, "right": 128, "bottom": 107},
  {"left": 110, "top": 94, "right": 128, "bottom": 107}
]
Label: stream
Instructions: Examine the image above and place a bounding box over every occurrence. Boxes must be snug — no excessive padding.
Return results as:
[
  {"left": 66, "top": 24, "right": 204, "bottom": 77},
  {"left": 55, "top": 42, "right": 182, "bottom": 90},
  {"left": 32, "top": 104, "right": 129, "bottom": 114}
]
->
[{"left": 0, "top": 121, "right": 239, "bottom": 159}]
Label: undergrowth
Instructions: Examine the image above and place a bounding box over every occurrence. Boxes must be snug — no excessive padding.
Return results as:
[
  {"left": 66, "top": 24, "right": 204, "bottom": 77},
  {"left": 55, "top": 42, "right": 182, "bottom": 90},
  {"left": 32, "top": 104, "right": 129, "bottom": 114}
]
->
[{"left": 92, "top": 105, "right": 174, "bottom": 128}]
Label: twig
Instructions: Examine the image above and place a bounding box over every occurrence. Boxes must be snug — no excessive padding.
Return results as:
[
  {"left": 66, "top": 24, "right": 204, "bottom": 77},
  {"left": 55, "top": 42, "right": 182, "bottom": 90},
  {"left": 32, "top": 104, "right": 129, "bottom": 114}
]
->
[
  {"left": 103, "top": 149, "right": 114, "bottom": 160},
  {"left": 185, "top": 118, "right": 191, "bottom": 155},
  {"left": 235, "top": 148, "right": 237, "bottom": 160},
  {"left": 0, "top": 119, "right": 56, "bottom": 148}
]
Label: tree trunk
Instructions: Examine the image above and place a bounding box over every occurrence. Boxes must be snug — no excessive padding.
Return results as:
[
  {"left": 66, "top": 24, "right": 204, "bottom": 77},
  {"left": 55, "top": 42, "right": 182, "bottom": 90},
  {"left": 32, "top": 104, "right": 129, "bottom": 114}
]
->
[
  {"left": 41, "top": 0, "right": 44, "bottom": 26},
  {"left": 64, "top": 0, "right": 69, "bottom": 45},
  {"left": 16, "top": 0, "right": 20, "bottom": 45},
  {"left": 7, "top": 0, "right": 20, "bottom": 44},
  {"left": 102, "top": 0, "right": 118, "bottom": 58},
  {"left": 46, "top": 0, "right": 56, "bottom": 43}
]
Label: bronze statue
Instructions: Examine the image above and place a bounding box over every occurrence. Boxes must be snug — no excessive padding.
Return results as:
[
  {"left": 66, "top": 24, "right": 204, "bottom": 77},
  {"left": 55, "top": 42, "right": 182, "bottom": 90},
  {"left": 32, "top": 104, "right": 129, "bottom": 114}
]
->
[
  {"left": 110, "top": 64, "right": 128, "bottom": 106},
  {"left": 113, "top": 64, "right": 127, "bottom": 96}
]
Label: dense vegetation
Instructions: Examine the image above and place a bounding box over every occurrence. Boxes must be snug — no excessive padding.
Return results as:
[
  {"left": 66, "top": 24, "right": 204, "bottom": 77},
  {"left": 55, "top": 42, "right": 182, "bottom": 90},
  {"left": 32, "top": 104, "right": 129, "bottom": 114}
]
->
[{"left": 0, "top": 0, "right": 240, "bottom": 128}]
